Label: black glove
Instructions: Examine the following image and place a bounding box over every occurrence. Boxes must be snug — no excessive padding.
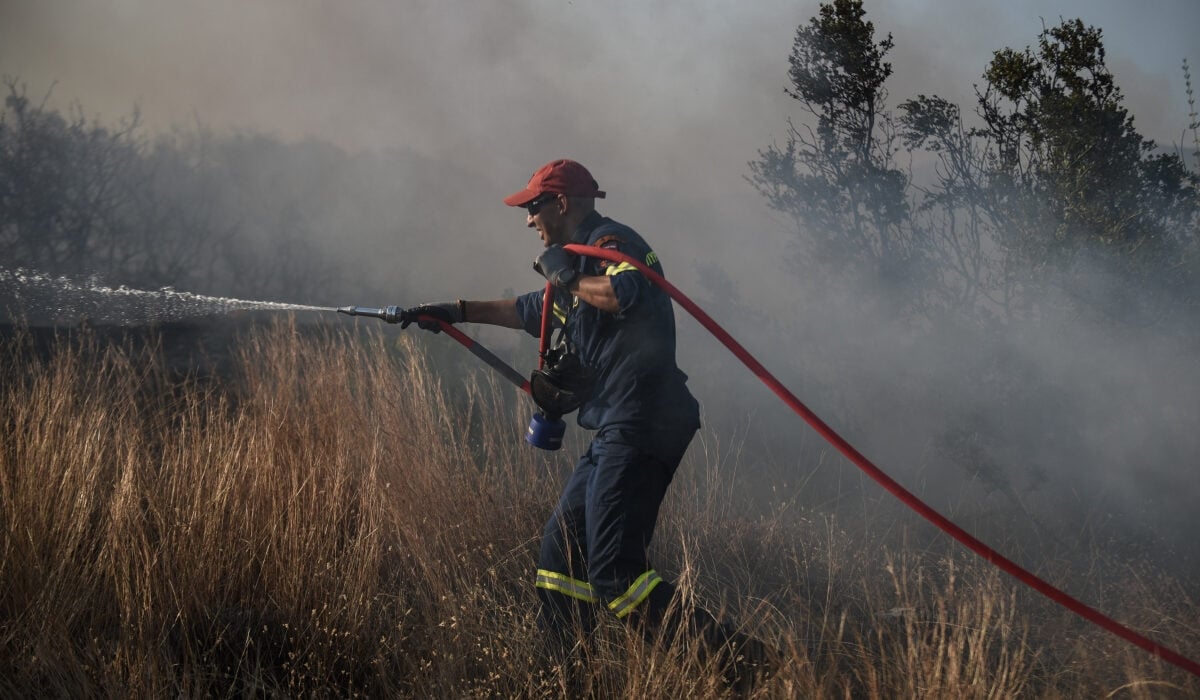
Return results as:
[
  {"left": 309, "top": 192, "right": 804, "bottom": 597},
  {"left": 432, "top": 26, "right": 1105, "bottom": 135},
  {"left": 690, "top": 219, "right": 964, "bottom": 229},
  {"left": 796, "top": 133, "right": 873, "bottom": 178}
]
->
[
  {"left": 533, "top": 245, "right": 579, "bottom": 289},
  {"left": 400, "top": 301, "right": 464, "bottom": 332}
]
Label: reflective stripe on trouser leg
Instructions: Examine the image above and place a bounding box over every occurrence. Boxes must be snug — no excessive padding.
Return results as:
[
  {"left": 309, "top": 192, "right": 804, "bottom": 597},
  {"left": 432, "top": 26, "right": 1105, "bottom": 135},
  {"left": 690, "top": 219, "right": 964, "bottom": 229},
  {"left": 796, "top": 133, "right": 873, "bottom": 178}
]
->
[
  {"left": 607, "top": 569, "right": 663, "bottom": 619},
  {"left": 536, "top": 569, "right": 598, "bottom": 603}
]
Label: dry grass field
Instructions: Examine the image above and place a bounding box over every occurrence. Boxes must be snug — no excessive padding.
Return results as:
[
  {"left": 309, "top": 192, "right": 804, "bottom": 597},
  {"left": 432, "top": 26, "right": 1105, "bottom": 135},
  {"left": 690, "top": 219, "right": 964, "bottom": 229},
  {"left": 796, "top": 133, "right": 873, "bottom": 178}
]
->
[{"left": 1, "top": 321, "right": 1196, "bottom": 697}]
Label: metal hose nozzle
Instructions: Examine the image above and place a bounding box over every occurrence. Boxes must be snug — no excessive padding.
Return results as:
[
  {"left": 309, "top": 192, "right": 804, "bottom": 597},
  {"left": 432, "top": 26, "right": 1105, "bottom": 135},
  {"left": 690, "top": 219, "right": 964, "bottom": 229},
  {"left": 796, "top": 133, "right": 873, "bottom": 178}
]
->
[{"left": 335, "top": 305, "right": 404, "bottom": 323}]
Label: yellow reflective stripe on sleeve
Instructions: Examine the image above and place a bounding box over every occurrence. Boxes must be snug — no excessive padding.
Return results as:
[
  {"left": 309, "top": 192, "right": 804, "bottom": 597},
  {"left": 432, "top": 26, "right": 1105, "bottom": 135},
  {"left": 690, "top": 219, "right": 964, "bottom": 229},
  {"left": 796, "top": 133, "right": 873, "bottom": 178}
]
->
[
  {"left": 604, "top": 261, "right": 638, "bottom": 276},
  {"left": 536, "top": 569, "right": 598, "bottom": 603},
  {"left": 552, "top": 303, "right": 567, "bottom": 324},
  {"left": 607, "top": 570, "right": 663, "bottom": 618}
]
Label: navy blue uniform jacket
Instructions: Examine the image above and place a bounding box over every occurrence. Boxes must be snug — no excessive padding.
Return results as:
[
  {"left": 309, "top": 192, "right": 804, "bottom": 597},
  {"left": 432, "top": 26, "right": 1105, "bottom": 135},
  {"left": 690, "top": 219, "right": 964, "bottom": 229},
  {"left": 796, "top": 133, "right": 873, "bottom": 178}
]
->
[{"left": 515, "top": 211, "right": 700, "bottom": 443}]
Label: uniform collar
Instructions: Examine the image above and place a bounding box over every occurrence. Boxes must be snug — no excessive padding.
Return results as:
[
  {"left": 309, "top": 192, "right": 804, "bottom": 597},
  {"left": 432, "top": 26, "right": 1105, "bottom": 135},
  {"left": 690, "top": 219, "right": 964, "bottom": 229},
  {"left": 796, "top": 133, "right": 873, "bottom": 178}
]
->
[{"left": 570, "top": 210, "right": 605, "bottom": 245}]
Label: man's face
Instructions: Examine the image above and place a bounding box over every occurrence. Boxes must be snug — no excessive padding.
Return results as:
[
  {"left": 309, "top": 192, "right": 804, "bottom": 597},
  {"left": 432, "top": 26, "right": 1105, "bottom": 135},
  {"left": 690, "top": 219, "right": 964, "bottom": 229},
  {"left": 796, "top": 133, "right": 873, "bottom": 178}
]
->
[{"left": 525, "top": 193, "right": 566, "bottom": 247}]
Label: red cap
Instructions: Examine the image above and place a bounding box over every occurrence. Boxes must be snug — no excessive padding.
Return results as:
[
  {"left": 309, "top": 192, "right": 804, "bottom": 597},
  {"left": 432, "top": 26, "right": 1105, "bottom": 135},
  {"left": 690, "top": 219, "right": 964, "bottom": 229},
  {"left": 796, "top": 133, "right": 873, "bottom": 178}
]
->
[{"left": 503, "top": 159, "right": 606, "bottom": 207}]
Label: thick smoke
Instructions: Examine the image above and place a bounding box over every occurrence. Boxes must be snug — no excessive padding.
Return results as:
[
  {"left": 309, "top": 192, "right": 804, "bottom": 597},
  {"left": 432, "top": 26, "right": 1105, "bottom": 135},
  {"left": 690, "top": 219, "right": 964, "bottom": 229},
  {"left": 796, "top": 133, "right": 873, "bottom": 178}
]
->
[{"left": 2, "top": 1, "right": 1197, "bottom": 587}]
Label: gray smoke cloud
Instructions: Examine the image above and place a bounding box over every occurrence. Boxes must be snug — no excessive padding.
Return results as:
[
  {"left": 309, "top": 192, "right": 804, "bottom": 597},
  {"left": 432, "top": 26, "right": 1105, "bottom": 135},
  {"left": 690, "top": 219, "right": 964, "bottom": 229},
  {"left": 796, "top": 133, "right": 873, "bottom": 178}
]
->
[
  {"left": 2, "top": 1, "right": 1194, "bottom": 294},
  {"left": 3, "top": 1, "right": 1197, "bottom": 580}
]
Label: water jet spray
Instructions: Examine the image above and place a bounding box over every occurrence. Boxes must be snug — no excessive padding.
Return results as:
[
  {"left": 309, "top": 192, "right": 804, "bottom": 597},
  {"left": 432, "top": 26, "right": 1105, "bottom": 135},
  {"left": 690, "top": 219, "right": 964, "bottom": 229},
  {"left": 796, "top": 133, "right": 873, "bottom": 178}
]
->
[{"left": 1, "top": 267, "right": 335, "bottom": 324}]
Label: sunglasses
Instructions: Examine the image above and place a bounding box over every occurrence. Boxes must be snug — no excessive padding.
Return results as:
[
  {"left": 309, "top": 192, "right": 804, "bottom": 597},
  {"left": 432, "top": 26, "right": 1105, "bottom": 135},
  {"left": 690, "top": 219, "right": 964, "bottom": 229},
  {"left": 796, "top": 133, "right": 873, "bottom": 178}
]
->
[{"left": 525, "top": 193, "right": 559, "bottom": 216}]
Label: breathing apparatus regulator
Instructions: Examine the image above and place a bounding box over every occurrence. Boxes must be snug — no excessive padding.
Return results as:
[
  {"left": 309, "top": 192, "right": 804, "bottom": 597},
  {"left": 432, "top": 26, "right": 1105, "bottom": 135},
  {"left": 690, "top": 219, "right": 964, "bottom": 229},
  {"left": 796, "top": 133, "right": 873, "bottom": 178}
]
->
[
  {"left": 526, "top": 335, "right": 594, "bottom": 450},
  {"left": 523, "top": 278, "right": 594, "bottom": 449}
]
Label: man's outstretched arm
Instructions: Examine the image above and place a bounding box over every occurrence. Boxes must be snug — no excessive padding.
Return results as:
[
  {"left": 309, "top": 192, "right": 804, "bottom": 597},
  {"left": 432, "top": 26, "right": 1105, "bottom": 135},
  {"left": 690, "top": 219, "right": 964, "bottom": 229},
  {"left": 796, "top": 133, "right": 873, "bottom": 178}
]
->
[{"left": 462, "top": 298, "right": 524, "bottom": 329}]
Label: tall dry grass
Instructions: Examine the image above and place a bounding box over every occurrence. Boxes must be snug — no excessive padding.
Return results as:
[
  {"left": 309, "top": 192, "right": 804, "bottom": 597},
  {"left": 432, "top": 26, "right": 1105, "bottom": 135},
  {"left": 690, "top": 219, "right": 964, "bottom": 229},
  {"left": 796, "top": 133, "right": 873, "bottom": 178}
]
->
[{"left": 0, "top": 321, "right": 1196, "bottom": 698}]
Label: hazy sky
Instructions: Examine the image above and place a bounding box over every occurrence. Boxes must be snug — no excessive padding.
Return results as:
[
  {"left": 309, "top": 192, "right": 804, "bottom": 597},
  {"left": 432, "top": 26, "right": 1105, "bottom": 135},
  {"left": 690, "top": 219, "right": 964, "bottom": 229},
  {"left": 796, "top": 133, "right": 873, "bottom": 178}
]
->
[
  {"left": 3, "top": 1, "right": 1195, "bottom": 213},
  {"left": 2, "top": 0, "right": 1197, "bottom": 309},
  {"left": 2, "top": 0, "right": 1195, "bottom": 320}
]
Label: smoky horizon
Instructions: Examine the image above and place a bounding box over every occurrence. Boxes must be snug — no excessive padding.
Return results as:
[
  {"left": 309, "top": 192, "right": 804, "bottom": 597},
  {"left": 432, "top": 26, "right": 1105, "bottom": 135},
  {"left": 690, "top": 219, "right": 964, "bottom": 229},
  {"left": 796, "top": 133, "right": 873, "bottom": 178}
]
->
[{"left": 2, "top": 0, "right": 1198, "bottom": 611}]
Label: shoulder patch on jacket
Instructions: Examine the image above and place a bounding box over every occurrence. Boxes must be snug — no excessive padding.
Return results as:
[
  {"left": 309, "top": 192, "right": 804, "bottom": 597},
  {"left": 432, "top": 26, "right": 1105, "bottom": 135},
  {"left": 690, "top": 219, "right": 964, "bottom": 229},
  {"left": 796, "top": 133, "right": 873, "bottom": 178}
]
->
[
  {"left": 595, "top": 234, "right": 625, "bottom": 250},
  {"left": 594, "top": 234, "right": 627, "bottom": 272}
]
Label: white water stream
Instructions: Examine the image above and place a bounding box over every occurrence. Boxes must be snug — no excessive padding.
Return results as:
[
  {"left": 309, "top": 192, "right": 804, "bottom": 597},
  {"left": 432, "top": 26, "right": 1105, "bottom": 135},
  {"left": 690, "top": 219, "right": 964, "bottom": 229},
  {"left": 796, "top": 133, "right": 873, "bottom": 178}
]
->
[{"left": 0, "top": 268, "right": 333, "bottom": 324}]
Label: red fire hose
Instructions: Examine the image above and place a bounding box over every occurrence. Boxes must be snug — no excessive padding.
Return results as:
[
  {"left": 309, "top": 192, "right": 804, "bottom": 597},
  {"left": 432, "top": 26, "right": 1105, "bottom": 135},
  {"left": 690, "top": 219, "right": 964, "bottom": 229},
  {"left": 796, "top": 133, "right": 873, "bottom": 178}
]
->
[
  {"left": 425, "top": 246, "right": 1199, "bottom": 677},
  {"left": 563, "top": 243, "right": 1200, "bottom": 678},
  {"left": 436, "top": 322, "right": 531, "bottom": 393}
]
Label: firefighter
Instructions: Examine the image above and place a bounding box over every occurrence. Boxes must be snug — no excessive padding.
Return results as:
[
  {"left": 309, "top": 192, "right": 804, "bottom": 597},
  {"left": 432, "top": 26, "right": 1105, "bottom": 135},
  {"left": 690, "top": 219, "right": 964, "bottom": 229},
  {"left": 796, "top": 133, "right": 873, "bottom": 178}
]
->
[{"left": 402, "top": 159, "right": 764, "bottom": 679}]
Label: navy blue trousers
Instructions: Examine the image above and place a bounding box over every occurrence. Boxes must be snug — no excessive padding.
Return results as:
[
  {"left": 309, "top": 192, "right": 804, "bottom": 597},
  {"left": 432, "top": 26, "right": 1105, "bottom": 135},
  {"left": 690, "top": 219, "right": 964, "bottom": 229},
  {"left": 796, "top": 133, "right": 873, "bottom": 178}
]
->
[{"left": 535, "top": 423, "right": 729, "bottom": 650}]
